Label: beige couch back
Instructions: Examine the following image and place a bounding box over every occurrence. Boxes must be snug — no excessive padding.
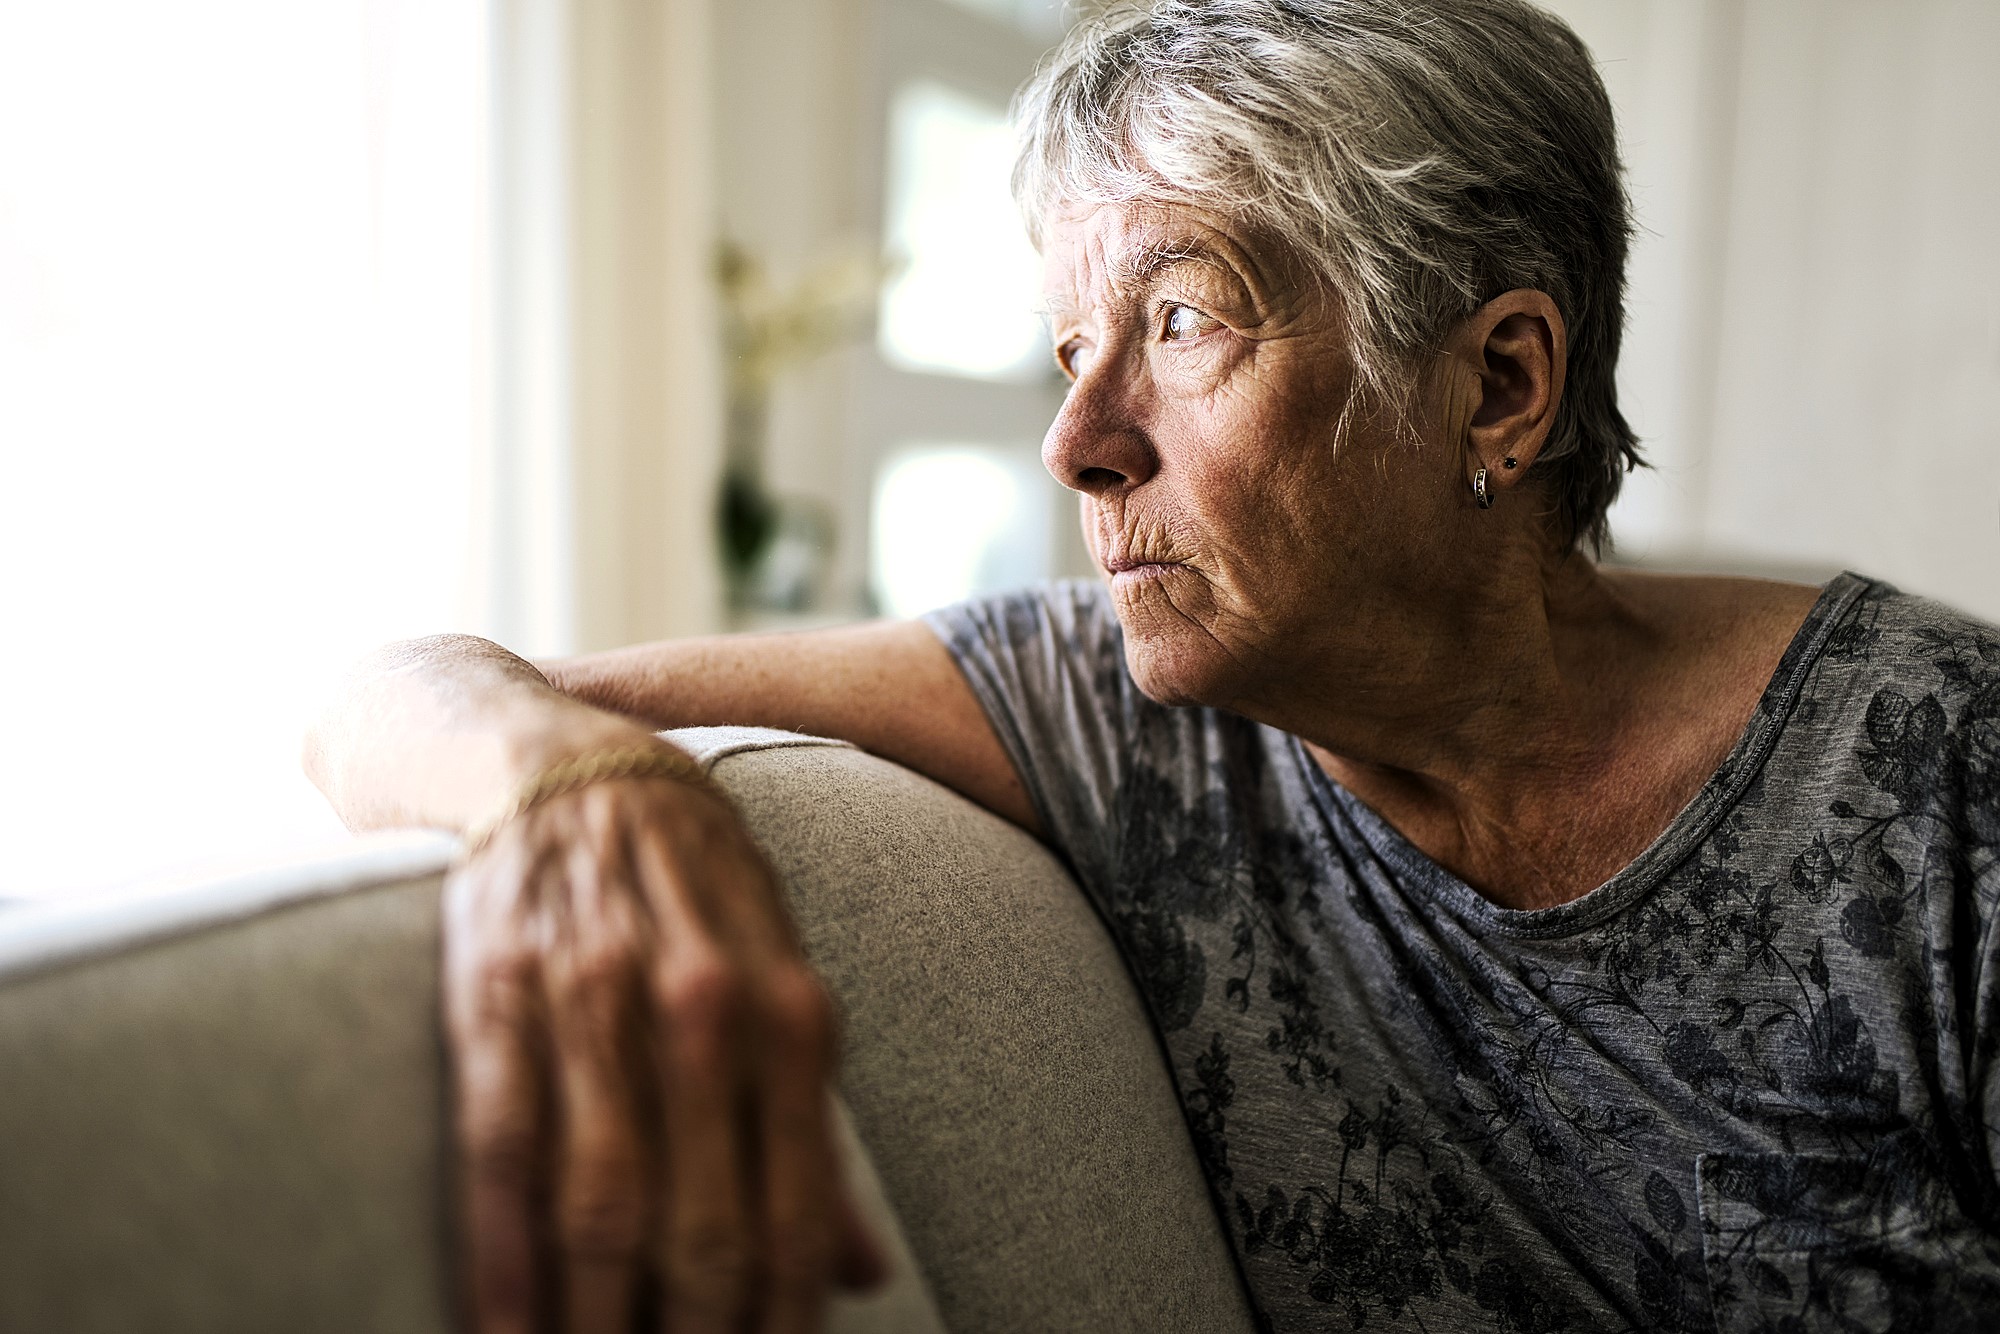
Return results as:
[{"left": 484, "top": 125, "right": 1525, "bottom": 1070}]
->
[{"left": 0, "top": 728, "right": 1255, "bottom": 1333}]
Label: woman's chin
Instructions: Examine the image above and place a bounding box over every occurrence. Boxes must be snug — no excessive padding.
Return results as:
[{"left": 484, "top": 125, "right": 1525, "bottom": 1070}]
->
[
  {"left": 1108, "top": 574, "right": 1240, "bottom": 707},
  {"left": 1124, "top": 647, "right": 1213, "bottom": 707}
]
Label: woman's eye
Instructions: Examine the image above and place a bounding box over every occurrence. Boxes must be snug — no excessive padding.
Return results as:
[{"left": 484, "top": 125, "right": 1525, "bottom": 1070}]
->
[{"left": 1163, "top": 303, "right": 1215, "bottom": 342}]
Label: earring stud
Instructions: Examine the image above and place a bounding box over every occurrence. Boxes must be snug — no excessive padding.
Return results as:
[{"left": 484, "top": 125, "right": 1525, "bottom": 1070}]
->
[{"left": 1503, "top": 456, "right": 1517, "bottom": 469}]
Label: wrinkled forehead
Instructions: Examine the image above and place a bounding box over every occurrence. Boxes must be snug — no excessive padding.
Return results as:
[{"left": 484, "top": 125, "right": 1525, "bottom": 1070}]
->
[{"left": 1038, "top": 200, "right": 1297, "bottom": 318}]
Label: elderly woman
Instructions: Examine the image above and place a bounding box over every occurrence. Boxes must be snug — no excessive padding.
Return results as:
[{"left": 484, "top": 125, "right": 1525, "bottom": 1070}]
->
[{"left": 308, "top": 0, "right": 2000, "bottom": 1330}]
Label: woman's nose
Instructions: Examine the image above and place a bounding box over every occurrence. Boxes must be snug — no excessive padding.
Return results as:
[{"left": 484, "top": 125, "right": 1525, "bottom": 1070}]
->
[{"left": 1040, "top": 368, "right": 1158, "bottom": 496}]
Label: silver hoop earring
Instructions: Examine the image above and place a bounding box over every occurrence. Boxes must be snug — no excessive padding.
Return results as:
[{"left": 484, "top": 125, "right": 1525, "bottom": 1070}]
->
[{"left": 1472, "top": 467, "right": 1493, "bottom": 509}]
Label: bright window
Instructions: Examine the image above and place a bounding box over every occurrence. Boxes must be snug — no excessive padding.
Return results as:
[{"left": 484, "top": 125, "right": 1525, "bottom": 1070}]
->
[
  {"left": 877, "top": 80, "right": 1048, "bottom": 381},
  {"left": 0, "top": 2, "right": 489, "bottom": 898},
  {"left": 870, "top": 444, "right": 1054, "bottom": 618}
]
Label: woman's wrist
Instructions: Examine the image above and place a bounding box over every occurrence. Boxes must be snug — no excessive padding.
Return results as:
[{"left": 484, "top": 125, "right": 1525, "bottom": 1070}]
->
[
  {"left": 460, "top": 741, "right": 718, "bottom": 862},
  {"left": 492, "top": 698, "right": 679, "bottom": 798},
  {"left": 309, "top": 633, "right": 686, "bottom": 835}
]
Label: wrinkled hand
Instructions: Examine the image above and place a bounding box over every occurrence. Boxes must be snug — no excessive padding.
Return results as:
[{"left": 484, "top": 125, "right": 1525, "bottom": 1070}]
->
[{"left": 443, "top": 764, "right": 885, "bottom": 1333}]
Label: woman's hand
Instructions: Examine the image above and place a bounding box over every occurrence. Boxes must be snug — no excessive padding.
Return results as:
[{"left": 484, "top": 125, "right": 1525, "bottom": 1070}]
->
[
  {"left": 442, "top": 762, "right": 885, "bottom": 1333},
  {"left": 305, "top": 624, "right": 1022, "bottom": 1327}
]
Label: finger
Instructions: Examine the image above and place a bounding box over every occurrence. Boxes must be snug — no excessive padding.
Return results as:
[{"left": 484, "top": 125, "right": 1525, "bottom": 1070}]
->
[
  {"left": 653, "top": 953, "right": 756, "bottom": 1332},
  {"left": 646, "top": 782, "right": 799, "bottom": 959},
  {"left": 752, "top": 966, "right": 842, "bottom": 1334},
  {"left": 831, "top": 1190, "right": 890, "bottom": 1293},
  {"left": 546, "top": 831, "right": 654, "bottom": 1334},
  {"left": 636, "top": 825, "right": 757, "bottom": 1332},
  {"left": 445, "top": 864, "right": 551, "bottom": 1334}
]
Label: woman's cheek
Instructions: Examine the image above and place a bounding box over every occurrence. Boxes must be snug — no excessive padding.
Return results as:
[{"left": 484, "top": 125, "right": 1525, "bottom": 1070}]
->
[{"left": 1155, "top": 342, "right": 1241, "bottom": 404}]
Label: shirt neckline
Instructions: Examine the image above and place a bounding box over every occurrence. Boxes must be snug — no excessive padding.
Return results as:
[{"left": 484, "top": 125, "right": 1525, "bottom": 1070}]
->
[{"left": 1286, "top": 571, "right": 1875, "bottom": 940}]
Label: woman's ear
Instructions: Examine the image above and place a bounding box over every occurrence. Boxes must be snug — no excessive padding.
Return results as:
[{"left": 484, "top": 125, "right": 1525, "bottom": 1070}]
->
[{"left": 1452, "top": 289, "right": 1566, "bottom": 493}]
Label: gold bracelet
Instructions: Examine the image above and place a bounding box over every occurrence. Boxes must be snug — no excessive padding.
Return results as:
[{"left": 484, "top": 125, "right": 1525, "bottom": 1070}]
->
[{"left": 457, "top": 744, "right": 721, "bottom": 864}]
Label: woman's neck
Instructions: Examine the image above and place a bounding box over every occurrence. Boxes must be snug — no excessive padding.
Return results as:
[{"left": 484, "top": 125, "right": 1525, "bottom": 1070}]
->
[{"left": 1242, "top": 561, "right": 1819, "bottom": 909}]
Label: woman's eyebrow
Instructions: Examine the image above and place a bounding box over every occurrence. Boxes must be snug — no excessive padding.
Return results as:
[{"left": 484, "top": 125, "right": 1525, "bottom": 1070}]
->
[
  {"left": 1118, "top": 236, "right": 1232, "bottom": 287},
  {"left": 1041, "top": 236, "right": 1242, "bottom": 327},
  {"left": 1040, "top": 296, "right": 1085, "bottom": 328}
]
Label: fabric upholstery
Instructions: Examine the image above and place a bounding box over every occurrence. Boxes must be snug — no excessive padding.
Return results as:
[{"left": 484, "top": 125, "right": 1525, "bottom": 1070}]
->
[
  {"left": 0, "top": 850, "right": 462, "bottom": 1333},
  {"left": 0, "top": 728, "right": 1254, "bottom": 1332},
  {"left": 694, "top": 728, "right": 1256, "bottom": 1333}
]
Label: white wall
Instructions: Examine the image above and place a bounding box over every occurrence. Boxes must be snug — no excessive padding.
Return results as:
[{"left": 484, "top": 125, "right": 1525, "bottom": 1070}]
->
[{"left": 1549, "top": 0, "right": 2000, "bottom": 621}]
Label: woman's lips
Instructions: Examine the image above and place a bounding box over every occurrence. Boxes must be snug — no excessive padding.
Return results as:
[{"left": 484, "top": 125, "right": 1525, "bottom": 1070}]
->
[{"left": 1102, "top": 555, "right": 1181, "bottom": 580}]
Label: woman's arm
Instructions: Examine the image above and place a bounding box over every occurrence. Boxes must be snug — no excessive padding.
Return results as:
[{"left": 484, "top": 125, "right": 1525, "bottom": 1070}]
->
[
  {"left": 303, "top": 633, "right": 654, "bottom": 834},
  {"left": 305, "top": 620, "right": 1034, "bottom": 838},
  {"left": 541, "top": 618, "right": 1036, "bottom": 833}
]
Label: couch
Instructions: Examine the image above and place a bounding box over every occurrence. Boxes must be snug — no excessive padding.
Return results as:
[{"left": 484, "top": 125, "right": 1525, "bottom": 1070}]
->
[{"left": 0, "top": 727, "right": 1258, "bottom": 1332}]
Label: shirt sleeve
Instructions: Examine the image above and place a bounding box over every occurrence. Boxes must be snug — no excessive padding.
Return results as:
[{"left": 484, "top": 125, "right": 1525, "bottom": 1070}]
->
[{"left": 922, "top": 579, "right": 1137, "bottom": 887}]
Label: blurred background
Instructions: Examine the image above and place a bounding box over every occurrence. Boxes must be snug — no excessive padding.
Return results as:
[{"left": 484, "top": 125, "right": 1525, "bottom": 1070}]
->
[{"left": 1, "top": 0, "right": 1994, "bottom": 898}]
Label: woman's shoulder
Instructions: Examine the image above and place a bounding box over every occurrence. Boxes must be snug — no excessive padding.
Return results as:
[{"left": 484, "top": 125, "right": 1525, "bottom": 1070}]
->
[
  {"left": 1747, "top": 573, "right": 1999, "bottom": 849},
  {"left": 924, "top": 578, "right": 1123, "bottom": 667},
  {"left": 1798, "top": 572, "right": 2000, "bottom": 695},
  {"left": 1605, "top": 565, "right": 1995, "bottom": 687},
  {"left": 1838, "top": 571, "right": 2000, "bottom": 642},
  {"left": 1816, "top": 577, "right": 2000, "bottom": 769},
  {"left": 1656, "top": 567, "right": 1999, "bottom": 722},
  {"left": 1597, "top": 568, "right": 1995, "bottom": 795}
]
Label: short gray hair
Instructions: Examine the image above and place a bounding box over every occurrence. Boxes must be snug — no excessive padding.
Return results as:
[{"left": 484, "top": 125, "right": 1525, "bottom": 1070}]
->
[{"left": 1014, "top": 0, "right": 1642, "bottom": 554}]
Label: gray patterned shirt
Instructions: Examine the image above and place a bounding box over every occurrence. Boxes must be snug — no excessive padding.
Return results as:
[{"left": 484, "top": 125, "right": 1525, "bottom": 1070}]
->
[{"left": 927, "top": 572, "right": 2000, "bottom": 1333}]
